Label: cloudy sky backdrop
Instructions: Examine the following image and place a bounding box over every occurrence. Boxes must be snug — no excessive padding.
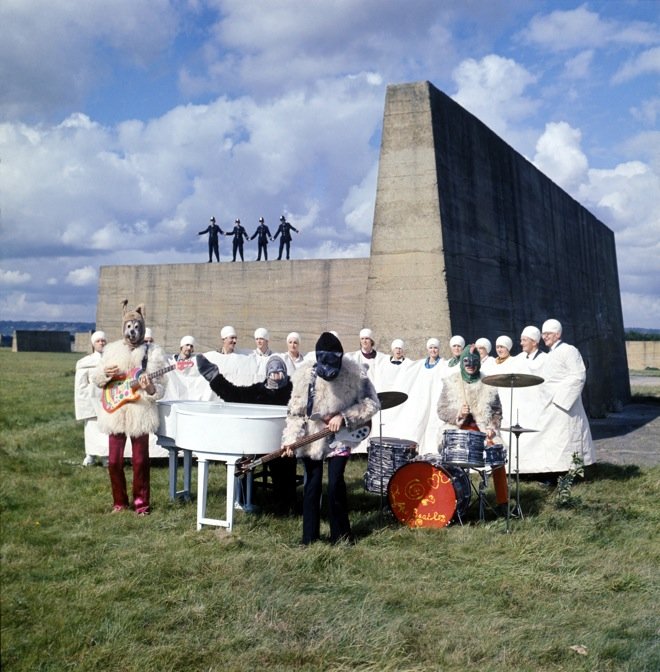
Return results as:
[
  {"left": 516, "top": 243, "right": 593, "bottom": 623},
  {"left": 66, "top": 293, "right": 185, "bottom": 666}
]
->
[{"left": 1, "top": 0, "right": 658, "bottom": 327}]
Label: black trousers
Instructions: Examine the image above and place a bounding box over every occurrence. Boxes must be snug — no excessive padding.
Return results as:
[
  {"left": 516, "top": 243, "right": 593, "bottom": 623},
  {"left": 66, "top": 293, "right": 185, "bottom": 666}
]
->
[
  {"left": 257, "top": 240, "right": 268, "bottom": 260},
  {"left": 277, "top": 239, "right": 291, "bottom": 260},
  {"left": 209, "top": 240, "right": 219, "bottom": 262},
  {"left": 302, "top": 455, "right": 351, "bottom": 544},
  {"left": 232, "top": 239, "right": 244, "bottom": 261}
]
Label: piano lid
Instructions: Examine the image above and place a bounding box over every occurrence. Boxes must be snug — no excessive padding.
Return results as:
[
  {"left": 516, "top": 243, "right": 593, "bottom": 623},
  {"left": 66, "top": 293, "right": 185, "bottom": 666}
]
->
[{"left": 173, "top": 402, "right": 287, "bottom": 455}]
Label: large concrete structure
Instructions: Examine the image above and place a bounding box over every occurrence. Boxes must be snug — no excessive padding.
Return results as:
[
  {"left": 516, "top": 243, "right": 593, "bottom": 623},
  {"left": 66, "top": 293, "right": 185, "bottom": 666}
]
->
[
  {"left": 97, "top": 81, "right": 629, "bottom": 416},
  {"left": 12, "top": 330, "right": 71, "bottom": 352}
]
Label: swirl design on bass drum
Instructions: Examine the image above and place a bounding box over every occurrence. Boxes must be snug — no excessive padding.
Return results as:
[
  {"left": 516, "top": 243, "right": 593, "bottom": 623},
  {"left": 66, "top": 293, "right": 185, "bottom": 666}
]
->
[{"left": 403, "top": 477, "right": 426, "bottom": 501}]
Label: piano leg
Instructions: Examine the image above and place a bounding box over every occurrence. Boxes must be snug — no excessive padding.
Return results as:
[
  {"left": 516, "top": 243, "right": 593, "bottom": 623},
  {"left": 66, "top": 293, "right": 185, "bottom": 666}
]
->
[
  {"left": 168, "top": 447, "right": 178, "bottom": 501},
  {"left": 197, "top": 458, "right": 209, "bottom": 531},
  {"left": 225, "top": 463, "right": 236, "bottom": 531},
  {"left": 182, "top": 450, "right": 192, "bottom": 502},
  {"left": 195, "top": 456, "right": 238, "bottom": 531}
]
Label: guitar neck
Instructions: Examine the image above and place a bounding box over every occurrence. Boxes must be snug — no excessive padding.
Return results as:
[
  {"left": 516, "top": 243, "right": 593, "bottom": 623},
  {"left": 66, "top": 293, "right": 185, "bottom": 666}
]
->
[
  {"left": 260, "top": 427, "right": 334, "bottom": 466},
  {"left": 127, "top": 363, "right": 176, "bottom": 390}
]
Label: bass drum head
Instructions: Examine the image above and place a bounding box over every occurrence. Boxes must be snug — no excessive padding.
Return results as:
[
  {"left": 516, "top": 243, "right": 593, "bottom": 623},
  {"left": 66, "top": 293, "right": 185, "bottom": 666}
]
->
[{"left": 387, "top": 458, "right": 471, "bottom": 529}]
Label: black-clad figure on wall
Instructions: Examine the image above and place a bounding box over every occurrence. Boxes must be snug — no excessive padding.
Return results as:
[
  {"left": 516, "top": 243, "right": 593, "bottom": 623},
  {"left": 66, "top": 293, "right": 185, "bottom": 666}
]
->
[
  {"left": 250, "top": 217, "right": 273, "bottom": 261},
  {"left": 198, "top": 216, "right": 223, "bottom": 263},
  {"left": 274, "top": 215, "right": 299, "bottom": 260},
  {"left": 225, "top": 218, "right": 249, "bottom": 262}
]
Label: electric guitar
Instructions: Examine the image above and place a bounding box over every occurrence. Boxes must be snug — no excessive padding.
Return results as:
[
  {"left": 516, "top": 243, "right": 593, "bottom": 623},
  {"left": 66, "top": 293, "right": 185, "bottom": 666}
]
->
[
  {"left": 102, "top": 360, "right": 194, "bottom": 413},
  {"left": 235, "top": 421, "right": 372, "bottom": 476}
]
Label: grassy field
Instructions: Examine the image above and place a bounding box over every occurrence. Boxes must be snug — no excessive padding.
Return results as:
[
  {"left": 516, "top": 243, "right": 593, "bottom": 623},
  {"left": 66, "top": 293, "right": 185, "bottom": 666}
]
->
[{"left": 1, "top": 350, "right": 659, "bottom": 671}]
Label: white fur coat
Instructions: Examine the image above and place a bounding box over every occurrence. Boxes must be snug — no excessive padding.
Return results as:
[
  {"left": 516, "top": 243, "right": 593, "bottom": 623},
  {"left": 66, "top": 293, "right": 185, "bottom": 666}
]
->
[
  {"left": 282, "top": 357, "right": 380, "bottom": 460},
  {"left": 93, "top": 340, "right": 167, "bottom": 437},
  {"left": 437, "top": 374, "right": 502, "bottom": 441}
]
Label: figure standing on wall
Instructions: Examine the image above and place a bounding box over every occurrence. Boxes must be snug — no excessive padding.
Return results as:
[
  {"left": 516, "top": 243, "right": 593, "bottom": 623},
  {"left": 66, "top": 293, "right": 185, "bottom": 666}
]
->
[
  {"left": 250, "top": 217, "right": 273, "bottom": 261},
  {"left": 274, "top": 215, "right": 299, "bottom": 260},
  {"left": 198, "top": 216, "right": 223, "bottom": 263},
  {"left": 226, "top": 218, "right": 249, "bottom": 262}
]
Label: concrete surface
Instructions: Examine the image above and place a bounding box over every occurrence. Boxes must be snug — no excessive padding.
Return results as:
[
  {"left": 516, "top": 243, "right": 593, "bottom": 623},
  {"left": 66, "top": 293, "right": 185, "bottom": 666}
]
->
[{"left": 592, "top": 398, "right": 660, "bottom": 467}]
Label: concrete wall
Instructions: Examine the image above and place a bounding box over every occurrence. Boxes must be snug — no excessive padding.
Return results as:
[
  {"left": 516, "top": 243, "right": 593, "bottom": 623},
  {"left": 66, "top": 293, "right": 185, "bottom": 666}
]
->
[
  {"left": 12, "top": 330, "right": 71, "bottom": 352},
  {"left": 96, "top": 80, "right": 630, "bottom": 416},
  {"left": 626, "top": 341, "right": 660, "bottom": 370},
  {"left": 366, "top": 82, "right": 629, "bottom": 416},
  {"left": 97, "top": 259, "right": 370, "bottom": 356},
  {"left": 73, "top": 332, "right": 94, "bottom": 353}
]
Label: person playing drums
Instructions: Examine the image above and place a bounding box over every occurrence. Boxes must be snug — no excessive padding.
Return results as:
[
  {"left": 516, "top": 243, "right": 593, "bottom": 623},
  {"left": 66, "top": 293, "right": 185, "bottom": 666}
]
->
[{"left": 436, "top": 345, "right": 508, "bottom": 510}]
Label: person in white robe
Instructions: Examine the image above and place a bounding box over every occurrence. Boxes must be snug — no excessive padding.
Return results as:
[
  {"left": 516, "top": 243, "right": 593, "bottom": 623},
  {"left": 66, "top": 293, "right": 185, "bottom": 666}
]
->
[
  {"left": 75, "top": 331, "right": 109, "bottom": 466},
  {"left": 280, "top": 331, "right": 306, "bottom": 376},
  {"left": 475, "top": 337, "right": 495, "bottom": 375},
  {"left": 251, "top": 327, "right": 272, "bottom": 382},
  {"left": 500, "top": 326, "right": 548, "bottom": 474},
  {"left": 532, "top": 319, "right": 595, "bottom": 474},
  {"left": 348, "top": 328, "right": 385, "bottom": 388}
]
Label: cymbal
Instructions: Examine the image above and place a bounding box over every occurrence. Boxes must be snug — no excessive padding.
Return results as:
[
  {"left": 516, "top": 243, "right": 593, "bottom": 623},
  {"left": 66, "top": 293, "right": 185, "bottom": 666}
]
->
[
  {"left": 482, "top": 373, "right": 544, "bottom": 388},
  {"left": 377, "top": 391, "right": 408, "bottom": 410},
  {"left": 501, "top": 424, "right": 538, "bottom": 434}
]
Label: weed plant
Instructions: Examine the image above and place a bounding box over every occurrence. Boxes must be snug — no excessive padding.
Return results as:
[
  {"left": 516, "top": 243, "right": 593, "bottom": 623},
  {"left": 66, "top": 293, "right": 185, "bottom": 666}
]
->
[{"left": 1, "top": 351, "right": 659, "bottom": 671}]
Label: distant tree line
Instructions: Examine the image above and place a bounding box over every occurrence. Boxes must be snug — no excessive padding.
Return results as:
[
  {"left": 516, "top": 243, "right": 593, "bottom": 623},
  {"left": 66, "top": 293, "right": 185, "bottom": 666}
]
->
[{"left": 625, "top": 330, "right": 660, "bottom": 341}]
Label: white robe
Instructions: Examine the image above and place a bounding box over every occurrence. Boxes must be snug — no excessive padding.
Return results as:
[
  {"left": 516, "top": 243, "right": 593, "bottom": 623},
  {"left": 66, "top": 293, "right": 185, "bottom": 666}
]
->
[
  {"left": 75, "top": 351, "right": 108, "bottom": 457},
  {"left": 516, "top": 342, "right": 594, "bottom": 473}
]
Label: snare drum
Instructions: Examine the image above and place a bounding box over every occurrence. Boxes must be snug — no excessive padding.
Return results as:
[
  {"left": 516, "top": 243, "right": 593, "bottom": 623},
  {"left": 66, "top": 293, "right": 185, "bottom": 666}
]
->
[
  {"left": 484, "top": 444, "right": 507, "bottom": 467},
  {"left": 387, "top": 455, "right": 471, "bottom": 528},
  {"left": 364, "top": 437, "right": 417, "bottom": 493},
  {"left": 441, "top": 429, "right": 486, "bottom": 468}
]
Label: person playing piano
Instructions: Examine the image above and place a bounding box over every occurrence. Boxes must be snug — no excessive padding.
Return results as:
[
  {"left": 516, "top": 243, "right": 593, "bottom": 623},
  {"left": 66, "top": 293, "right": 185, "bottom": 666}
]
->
[{"left": 196, "top": 354, "right": 298, "bottom": 515}]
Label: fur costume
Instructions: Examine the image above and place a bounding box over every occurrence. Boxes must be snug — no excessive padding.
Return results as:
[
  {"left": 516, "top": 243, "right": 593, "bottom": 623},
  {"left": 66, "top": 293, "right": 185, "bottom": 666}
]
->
[
  {"left": 93, "top": 339, "right": 167, "bottom": 437},
  {"left": 437, "top": 373, "right": 503, "bottom": 442},
  {"left": 282, "top": 356, "right": 380, "bottom": 460}
]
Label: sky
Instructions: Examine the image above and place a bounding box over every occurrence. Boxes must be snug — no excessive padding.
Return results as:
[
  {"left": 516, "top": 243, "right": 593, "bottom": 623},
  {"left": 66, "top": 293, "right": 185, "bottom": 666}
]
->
[{"left": 1, "top": 0, "right": 659, "bottom": 328}]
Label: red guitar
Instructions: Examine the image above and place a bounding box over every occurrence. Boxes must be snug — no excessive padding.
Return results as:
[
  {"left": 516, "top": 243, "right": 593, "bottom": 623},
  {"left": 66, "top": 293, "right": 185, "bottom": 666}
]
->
[
  {"left": 102, "top": 360, "right": 194, "bottom": 413},
  {"left": 235, "top": 421, "right": 371, "bottom": 476}
]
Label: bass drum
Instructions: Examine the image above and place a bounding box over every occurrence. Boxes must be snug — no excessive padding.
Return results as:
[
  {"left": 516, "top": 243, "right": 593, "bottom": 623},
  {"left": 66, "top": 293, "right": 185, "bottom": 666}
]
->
[{"left": 387, "top": 455, "right": 471, "bottom": 529}]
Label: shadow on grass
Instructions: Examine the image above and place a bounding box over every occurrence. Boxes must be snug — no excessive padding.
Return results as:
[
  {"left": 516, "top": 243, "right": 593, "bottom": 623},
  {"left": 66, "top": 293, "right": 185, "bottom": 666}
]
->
[{"left": 585, "top": 462, "right": 643, "bottom": 482}]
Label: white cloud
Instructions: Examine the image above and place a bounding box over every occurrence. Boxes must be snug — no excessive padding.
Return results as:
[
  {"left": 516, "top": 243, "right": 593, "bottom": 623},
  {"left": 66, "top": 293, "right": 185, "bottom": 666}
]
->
[
  {"left": 452, "top": 54, "right": 538, "bottom": 138},
  {"left": 630, "top": 98, "right": 660, "bottom": 127},
  {"left": 520, "top": 5, "right": 658, "bottom": 52},
  {"left": 66, "top": 266, "right": 97, "bottom": 286},
  {"left": 563, "top": 49, "right": 594, "bottom": 79},
  {"left": 0, "top": 0, "right": 179, "bottom": 120},
  {"left": 612, "top": 46, "right": 660, "bottom": 84},
  {"left": 0, "top": 269, "right": 31, "bottom": 285},
  {"left": 533, "top": 121, "right": 588, "bottom": 192}
]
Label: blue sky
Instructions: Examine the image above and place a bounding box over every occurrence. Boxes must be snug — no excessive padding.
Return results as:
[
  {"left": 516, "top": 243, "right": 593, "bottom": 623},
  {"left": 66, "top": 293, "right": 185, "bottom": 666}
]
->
[{"left": 1, "top": 0, "right": 658, "bottom": 328}]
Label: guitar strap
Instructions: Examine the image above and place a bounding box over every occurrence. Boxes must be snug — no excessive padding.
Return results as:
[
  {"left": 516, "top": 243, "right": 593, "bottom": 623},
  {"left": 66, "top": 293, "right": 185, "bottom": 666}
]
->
[
  {"left": 141, "top": 344, "right": 149, "bottom": 372},
  {"left": 305, "top": 365, "right": 318, "bottom": 419}
]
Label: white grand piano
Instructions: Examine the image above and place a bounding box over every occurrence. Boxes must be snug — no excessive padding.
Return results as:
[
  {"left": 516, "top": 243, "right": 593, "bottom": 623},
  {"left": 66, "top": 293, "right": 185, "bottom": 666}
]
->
[{"left": 156, "top": 400, "right": 287, "bottom": 531}]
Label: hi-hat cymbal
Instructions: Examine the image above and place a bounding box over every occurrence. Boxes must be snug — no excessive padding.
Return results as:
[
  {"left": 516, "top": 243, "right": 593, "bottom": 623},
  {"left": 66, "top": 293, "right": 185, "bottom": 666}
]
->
[
  {"left": 482, "top": 373, "right": 544, "bottom": 388},
  {"left": 377, "top": 391, "right": 408, "bottom": 410},
  {"left": 501, "top": 424, "right": 538, "bottom": 434}
]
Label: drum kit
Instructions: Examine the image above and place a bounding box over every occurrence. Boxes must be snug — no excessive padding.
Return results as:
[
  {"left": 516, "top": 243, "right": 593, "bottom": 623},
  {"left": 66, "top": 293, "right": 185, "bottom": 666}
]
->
[{"left": 368, "top": 373, "right": 544, "bottom": 533}]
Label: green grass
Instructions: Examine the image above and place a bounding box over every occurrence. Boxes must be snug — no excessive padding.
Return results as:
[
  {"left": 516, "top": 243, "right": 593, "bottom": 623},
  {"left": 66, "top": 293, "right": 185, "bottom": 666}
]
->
[{"left": 1, "top": 351, "right": 659, "bottom": 671}]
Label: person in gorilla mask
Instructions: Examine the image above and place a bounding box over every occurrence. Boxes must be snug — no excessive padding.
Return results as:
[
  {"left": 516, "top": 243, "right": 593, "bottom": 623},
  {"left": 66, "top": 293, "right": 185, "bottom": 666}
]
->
[
  {"left": 282, "top": 332, "right": 380, "bottom": 545},
  {"left": 196, "top": 353, "right": 297, "bottom": 514}
]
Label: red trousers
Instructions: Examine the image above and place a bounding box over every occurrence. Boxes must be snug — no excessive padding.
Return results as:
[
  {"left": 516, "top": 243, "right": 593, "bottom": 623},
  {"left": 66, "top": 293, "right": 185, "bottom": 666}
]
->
[{"left": 108, "top": 433, "right": 150, "bottom": 514}]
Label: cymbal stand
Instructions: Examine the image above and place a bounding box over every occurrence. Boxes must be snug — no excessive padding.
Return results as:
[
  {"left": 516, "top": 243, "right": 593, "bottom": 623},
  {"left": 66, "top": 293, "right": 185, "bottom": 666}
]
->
[
  {"left": 378, "top": 407, "right": 386, "bottom": 523},
  {"left": 505, "top": 383, "right": 514, "bottom": 534},
  {"left": 508, "top": 419, "right": 524, "bottom": 521}
]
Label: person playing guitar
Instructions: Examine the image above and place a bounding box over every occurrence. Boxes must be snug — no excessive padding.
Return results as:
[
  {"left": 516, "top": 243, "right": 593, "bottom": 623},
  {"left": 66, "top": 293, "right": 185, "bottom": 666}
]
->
[
  {"left": 93, "top": 300, "right": 168, "bottom": 516},
  {"left": 281, "top": 332, "right": 380, "bottom": 545}
]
